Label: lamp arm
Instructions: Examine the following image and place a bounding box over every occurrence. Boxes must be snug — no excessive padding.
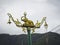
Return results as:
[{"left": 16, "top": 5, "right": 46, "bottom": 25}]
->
[{"left": 7, "top": 13, "right": 22, "bottom": 27}]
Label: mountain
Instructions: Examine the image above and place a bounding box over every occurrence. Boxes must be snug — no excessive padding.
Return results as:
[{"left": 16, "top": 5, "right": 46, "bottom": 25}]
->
[
  {"left": 34, "top": 32, "right": 60, "bottom": 45},
  {"left": 0, "top": 32, "right": 60, "bottom": 45},
  {"left": 50, "top": 25, "right": 60, "bottom": 34}
]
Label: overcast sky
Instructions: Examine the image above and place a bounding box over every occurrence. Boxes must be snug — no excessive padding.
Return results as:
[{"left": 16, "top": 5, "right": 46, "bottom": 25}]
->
[{"left": 0, "top": 0, "right": 60, "bottom": 35}]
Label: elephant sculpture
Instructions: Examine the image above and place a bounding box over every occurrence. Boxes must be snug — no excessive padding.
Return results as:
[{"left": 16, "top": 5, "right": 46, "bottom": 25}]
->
[{"left": 21, "top": 14, "right": 34, "bottom": 27}]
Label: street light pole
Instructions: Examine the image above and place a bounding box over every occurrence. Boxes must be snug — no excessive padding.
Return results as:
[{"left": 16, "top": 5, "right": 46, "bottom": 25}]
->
[
  {"left": 27, "top": 27, "right": 32, "bottom": 45},
  {"left": 7, "top": 12, "right": 48, "bottom": 45}
]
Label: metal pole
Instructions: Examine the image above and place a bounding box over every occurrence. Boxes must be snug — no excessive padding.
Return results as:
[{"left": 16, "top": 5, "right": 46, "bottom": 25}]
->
[{"left": 27, "top": 27, "right": 32, "bottom": 45}]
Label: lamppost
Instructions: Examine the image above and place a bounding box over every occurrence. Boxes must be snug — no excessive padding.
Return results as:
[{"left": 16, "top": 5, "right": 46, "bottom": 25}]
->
[{"left": 7, "top": 12, "right": 48, "bottom": 45}]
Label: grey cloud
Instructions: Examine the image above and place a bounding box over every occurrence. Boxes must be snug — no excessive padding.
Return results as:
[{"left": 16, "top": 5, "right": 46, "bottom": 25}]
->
[
  {"left": 0, "top": 0, "right": 60, "bottom": 35},
  {"left": 48, "top": 0, "right": 60, "bottom": 13}
]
